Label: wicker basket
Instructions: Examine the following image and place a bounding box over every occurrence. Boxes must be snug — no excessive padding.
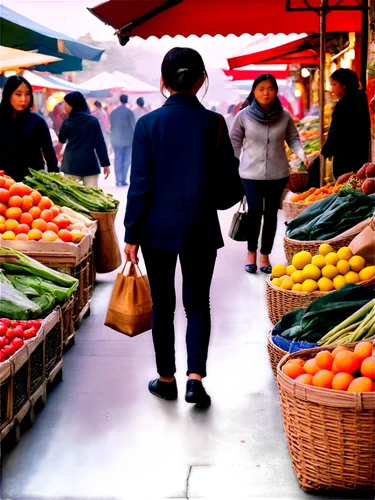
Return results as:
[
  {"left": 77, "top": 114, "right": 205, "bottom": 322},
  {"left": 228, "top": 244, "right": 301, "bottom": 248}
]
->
[
  {"left": 286, "top": 173, "right": 309, "bottom": 192},
  {"left": 266, "top": 275, "right": 323, "bottom": 325},
  {"left": 283, "top": 200, "right": 314, "bottom": 221},
  {"left": 284, "top": 233, "right": 360, "bottom": 264},
  {"left": 267, "top": 331, "right": 286, "bottom": 377},
  {"left": 277, "top": 345, "right": 375, "bottom": 492}
]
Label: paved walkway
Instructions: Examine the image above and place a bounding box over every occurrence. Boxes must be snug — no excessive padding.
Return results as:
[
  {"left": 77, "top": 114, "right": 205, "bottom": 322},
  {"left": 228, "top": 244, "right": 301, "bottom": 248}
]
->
[{"left": 1, "top": 179, "right": 361, "bottom": 500}]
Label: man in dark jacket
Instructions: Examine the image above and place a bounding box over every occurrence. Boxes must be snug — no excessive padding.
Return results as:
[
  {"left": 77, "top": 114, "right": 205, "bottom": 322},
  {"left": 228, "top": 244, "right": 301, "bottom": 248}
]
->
[{"left": 110, "top": 95, "right": 136, "bottom": 186}]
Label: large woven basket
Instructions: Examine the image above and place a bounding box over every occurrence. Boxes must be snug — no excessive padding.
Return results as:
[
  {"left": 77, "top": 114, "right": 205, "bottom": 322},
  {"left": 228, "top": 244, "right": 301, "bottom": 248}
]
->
[
  {"left": 286, "top": 172, "right": 309, "bottom": 192},
  {"left": 266, "top": 275, "right": 323, "bottom": 325},
  {"left": 277, "top": 345, "right": 375, "bottom": 492},
  {"left": 267, "top": 330, "right": 287, "bottom": 377},
  {"left": 284, "top": 233, "right": 360, "bottom": 264},
  {"left": 283, "top": 200, "right": 314, "bottom": 221}
]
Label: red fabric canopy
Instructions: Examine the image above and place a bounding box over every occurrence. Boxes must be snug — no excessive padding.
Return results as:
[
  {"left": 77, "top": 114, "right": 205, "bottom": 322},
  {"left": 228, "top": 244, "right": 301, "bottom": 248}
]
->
[
  {"left": 223, "top": 69, "right": 290, "bottom": 81},
  {"left": 89, "top": 0, "right": 362, "bottom": 39}
]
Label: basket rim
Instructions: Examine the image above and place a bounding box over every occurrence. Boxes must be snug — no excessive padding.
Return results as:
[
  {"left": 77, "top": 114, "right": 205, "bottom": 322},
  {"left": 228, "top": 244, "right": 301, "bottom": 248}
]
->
[
  {"left": 283, "top": 231, "right": 362, "bottom": 245},
  {"left": 276, "top": 344, "right": 375, "bottom": 410},
  {"left": 266, "top": 274, "right": 326, "bottom": 298}
]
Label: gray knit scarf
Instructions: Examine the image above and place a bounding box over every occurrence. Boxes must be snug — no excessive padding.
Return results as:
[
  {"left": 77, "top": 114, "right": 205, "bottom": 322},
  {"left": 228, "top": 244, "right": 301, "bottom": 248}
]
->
[{"left": 246, "top": 97, "right": 283, "bottom": 123}]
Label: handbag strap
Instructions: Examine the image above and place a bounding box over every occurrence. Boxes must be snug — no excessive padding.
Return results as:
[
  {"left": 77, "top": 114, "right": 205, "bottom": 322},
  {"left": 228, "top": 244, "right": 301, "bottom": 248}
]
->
[
  {"left": 238, "top": 196, "right": 247, "bottom": 212},
  {"left": 122, "top": 261, "right": 142, "bottom": 277}
]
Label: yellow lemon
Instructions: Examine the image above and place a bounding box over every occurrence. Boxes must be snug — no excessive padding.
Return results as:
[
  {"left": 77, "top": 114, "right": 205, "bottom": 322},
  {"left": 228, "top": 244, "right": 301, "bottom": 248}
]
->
[
  {"left": 292, "top": 283, "right": 302, "bottom": 292},
  {"left": 2, "top": 231, "right": 16, "bottom": 240},
  {"left": 322, "top": 265, "right": 339, "bottom": 280},
  {"left": 325, "top": 252, "right": 339, "bottom": 266},
  {"left": 286, "top": 265, "right": 296, "bottom": 276},
  {"left": 345, "top": 271, "right": 360, "bottom": 284},
  {"left": 337, "top": 247, "right": 353, "bottom": 261},
  {"left": 336, "top": 259, "right": 351, "bottom": 275},
  {"left": 311, "top": 255, "right": 326, "bottom": 269},
  {"left": 280, "top": 278, "right": 294, "bottom": 290},
  {"left": 318, "top": 277, "right": 334, "bottom": 292},
  {"left": 279, "top": 275, "right": 289, "bottom": 283},
  {"left": 319, "top": 243, "right": 334, "bottom": 256},
  {"left": 333, "top": 275, "right": 347, "bottom": 290},
  {"left": 292, "top": 251, "right": 312, "bottom": 270},
  {"left": 272, "top": 264, "right": 287, "bottom": 278},
  {"left": 291, "top": 270, "right": 304, "bottom": 284},
  {"left": 302, "top": 264, "right": 321, "bottom": 281},
  {"left": 348, "top": 255, "right": 365, "bottom": 273},
  {"left": 271, "top": 278, "right": 282, "bottom": 287},
  {"left": 359, "top": 266, "right": 375, "bottom": 282},
  {"left": 301, "top": 279, "right": 319, "bottom": 293}
]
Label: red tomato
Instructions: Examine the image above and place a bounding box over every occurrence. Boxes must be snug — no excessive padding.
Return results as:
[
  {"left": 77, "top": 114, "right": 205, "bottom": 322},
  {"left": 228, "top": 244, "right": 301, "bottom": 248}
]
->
[
  {"left": 8, "top": 183, "right": 23, "bottom": 197},
  {"left": 1, "top": 319, "right": 11, "bottom": 326},
  {"left": 46, "top": 222, "right": 59, "bottom": 234},
  {"left": 14, "top": 224, "right": 30, "bottom": 235},
  {"left": 50, "top": 206, "right": 60, "bottom": 218},
  {"left": 8, "top": 195, "right": 23, "bottom": 208},
  {"left": 0, "top": 337, "right": 7, "bottom": 348},
  {"left": 30, "top": 190, "right": 42, "bottom": 205},
  {"left": 58, "top": 229, "right": 73, "bottom": 242},
  {"left": 20, "top": 184, "right": 32, "bottom": 196},
  {"left": 10, "top": 320, "right": 20, "bottom": 327},
  {"left": 54, "top": 217, "right": 71, "bottom": 229},
  {"left": 6, "top": 328, "right": 15, "bottom": 339},
  {"left": 38, "top": 196, "right": 52, "bottom": 210},
  {"left": 19, "top": 212, "right": 33, "bottom": 226},
  {"left": 0, "top": 350, "right": 7, "bottom": 362},
  {"left": 3, "top": 344, "right": 15, "bottom": 357},
  {"left": 11, "top": 338, "right": 24, "bottom": 351},
  {"left": 0, "top": 203, "right": 7, "bottom": 216},
  {"left": 14, "top": 325, "right": 25, "bottom": 338},
  {"left": 26, "top": 320, "right": 35, "bottom": 328},
  {"left": 24, "top": 328, "right": 37, "bottom": 339},
  {"left": 41, "top": 209, "right": 53, "bottom": 222},
  {"left": 21, "top": 195, "right": 34, "bottom": 212},
  {"left": 0, "top": 188, "right": 10, "bottom": 203},
  {"left": 0, "top": 323, "right": 7, "bottom": 335}
]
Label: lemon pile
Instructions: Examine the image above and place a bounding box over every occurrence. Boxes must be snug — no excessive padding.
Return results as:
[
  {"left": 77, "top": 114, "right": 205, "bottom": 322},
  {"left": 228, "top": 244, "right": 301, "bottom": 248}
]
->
[{"left": 271, "top": 244, "right": 375, "bottom": 293}]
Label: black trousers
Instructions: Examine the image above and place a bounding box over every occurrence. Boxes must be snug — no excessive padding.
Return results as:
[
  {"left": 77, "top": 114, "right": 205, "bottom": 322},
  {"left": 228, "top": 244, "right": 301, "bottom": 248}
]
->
[
  {"left": 142, "top": 245, "right": 217, "bottom": 378},
  {"left": 242, "top": 177, "right": 288, "bottom": 255}
]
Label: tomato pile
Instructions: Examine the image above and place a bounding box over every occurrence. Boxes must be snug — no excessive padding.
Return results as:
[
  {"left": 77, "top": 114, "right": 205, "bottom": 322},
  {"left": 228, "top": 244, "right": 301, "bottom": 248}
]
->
[
  {"left": 0, "top": 174, "right": 86, "bottom": 243},
  {"left": 0, "top": 319, "right": 42, "bottom": 362}
]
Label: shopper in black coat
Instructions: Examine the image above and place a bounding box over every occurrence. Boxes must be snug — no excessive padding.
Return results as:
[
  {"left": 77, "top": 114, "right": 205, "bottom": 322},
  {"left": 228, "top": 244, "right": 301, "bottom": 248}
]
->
[
  {"left": 59, "top": 92, "right": 110, "bottom": 187},
  {"left": 322, "top": 69, "right": 370, "bottom": 179},
  {"left": 0, "top": 75, "right": 58, "bottom": 182}
]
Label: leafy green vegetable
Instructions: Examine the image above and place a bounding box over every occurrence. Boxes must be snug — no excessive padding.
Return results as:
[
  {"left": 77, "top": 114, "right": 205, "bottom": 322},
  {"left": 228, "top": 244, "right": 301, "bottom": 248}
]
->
[
  {"left": 31, "top": 293, "right": 55, "bottom": 315},
  {"left": 7, "top": 275, "right": 75, "bottom": 303},
  {"left": 0, "top": 270, "right": 41, "bottom": 319}
]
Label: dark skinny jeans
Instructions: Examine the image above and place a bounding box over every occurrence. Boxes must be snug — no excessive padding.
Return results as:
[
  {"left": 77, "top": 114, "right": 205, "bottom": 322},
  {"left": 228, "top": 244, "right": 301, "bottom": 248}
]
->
[{"left": 242, "top": 177, "right": 289, "bottom": 255}]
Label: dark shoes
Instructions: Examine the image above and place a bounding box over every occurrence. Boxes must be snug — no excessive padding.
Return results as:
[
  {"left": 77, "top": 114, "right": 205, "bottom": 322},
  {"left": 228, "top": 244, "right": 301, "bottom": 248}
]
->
[
  {"left": 148, "top": 378, "right": 178, "bottom": 401},
  {"left": 185, "top": 380, "right": 211, "bottom": 408},
  {"left": 244, "top": 264, "right": 257, "bottom": 274},
  {"left": 260, "top": 266, "right": 272, "bottom": 274}
]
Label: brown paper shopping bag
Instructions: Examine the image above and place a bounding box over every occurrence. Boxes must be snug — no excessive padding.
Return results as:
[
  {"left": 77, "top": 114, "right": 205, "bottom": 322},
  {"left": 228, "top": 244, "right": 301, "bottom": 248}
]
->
[{"left": 104, "top": 262, "right": 152, "bottom": 337}]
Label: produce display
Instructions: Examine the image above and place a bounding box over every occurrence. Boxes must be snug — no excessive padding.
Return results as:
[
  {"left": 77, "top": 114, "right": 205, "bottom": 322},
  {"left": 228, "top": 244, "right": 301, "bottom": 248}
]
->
[
  {"left": 25, "top": 169, "right": 119, "bottom": 215},
  {"left": 288, "top": 116, "right": 319, "bottom": 172},
  {"left": 271, "top": 244, "right": 375, "bottom": 292},
  {"left": 342, "top": 163, "right": 375, "bottom": 195},
  {"left": 0, "top": 319, "right": 42, "bottom": 362},
  {"left": 281, "top": 342, "right": 375, "bottom": 392},
  {"left": 0, "top": 174, "right": 92, "bottom": 242},
  {"left": 290, "top": 183, "right": 341, "bottom": 204},
  {"left": 286, "top": 191, "right": 375, "bottom": 241},
  {"left": 272, "top": 284, "right": 374, "bottom": 346},
  {"left": 0, "top": 247, "right": 78, "bottom": 319}
]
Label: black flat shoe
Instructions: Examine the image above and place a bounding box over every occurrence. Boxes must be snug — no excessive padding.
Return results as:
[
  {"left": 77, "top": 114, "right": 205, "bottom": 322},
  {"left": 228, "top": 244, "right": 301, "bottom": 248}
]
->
[
  {"left": 148, "top": 379, "right": 178, "bottom": 400},
  {"left": 244, "top": 264, "right": 257, "bottom": 274},
  {"left": 185, "top": 380, "right": 211, "bottom": 408},
  {"left": 260, "top": 266, "right": 272, "bottom": 274}
]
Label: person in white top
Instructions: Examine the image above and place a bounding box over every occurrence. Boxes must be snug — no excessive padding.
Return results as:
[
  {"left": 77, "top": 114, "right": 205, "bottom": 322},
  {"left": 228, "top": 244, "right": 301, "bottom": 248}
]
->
[{"left": 132, "top": 97, "right": 148, "bottom": 122}]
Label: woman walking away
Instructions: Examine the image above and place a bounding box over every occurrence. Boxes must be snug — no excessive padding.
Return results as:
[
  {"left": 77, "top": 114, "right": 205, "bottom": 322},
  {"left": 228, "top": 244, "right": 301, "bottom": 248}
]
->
[
  {"left": 322, "top": 69, "right": 370, "bottom": 179},
  {"left": 59, "top": 92, "right": 110, "bottom": 187},
  {"left": 230, "top": 74, "right": 308, "bottom": 274},
  {"left": 124, "top": 47, "right": 239, "bottom": 407},
  {"left": 0, "top": 75, "right": 59, "bottom": 182}
]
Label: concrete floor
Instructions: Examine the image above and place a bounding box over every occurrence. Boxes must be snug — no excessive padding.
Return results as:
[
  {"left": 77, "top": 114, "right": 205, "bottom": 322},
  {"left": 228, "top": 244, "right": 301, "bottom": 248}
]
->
[{"left": 1, "top": 178, "right": 365, "bottom": 500}]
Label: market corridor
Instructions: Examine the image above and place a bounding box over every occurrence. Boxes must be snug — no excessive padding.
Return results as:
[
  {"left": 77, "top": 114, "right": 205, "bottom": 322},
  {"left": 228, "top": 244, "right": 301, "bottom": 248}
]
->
[{"left": 1, "top": 183, "right": 342, "bottom": 500}]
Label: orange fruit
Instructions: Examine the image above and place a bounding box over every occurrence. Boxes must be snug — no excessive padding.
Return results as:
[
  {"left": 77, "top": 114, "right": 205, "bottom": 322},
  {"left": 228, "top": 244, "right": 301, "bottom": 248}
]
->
[
  {"left": 15, "top": 233, "right": 28, "bottom": 240},
  {"left": 0, "top": 188, "right": 10, "bottom": 203},
  {"left": 0, "top": 203, "right": 7, "bottom": 216},
  {"left": 315, "top": 351, "right": 334, "bottom": 371},
  {"left": 20, "top": 184, "right": 32, "bottom": 196},
  {"left": 295, "top": 374, "right": 313, "bottom": 385},
  {"left": 40, "top": 209, "right": 53, "bottom": 222},
  {"left": 5, "top": 219, "right": 19, "bottom": 231},
  {"left": 58, "top": 229, "right": 73, "bottom": 242},
  {"left": 289, "top": 358, "right": 305, "bottom": 367},
  {"left": 8, "top": 183, "right": 23, "bottom": 197},
  {"left": 4, "top": 178, "right": 15, "bottom": 190},
  {"left": 332, "top": 346, "right": 349, "bottom": 358},
  {"left": 332, "top": 372, "right": 354, "bottom": 391},
  {"left": 335, "top": 351, "right": 361, "bottom": 374},
  {"left": 332, "top": 361, "right": 340, "bottom": 374},
  {"left": 42, "top": 230, "right": 58, "bottom": 242},
  {"left": 38, "top": 196, "right": 52, "bottom": 211},
  {"left": 29, "top": 206, "right": 42, "bottom": 219},
  {"left": 2, "top": 230, "right": 16, "bottom": 240},
  {"left": 21, "top": 195, "right": 33, "bottom": 212},
  {"left": 45, "top": 222, "right": 59, "bottom": 234},
  {"left": 5, "top": 207, "right": 22, "bottom": 220},
  {"left": 0, "top": 215, "right": 5, "bottom": 224},
  {"left": 31, "top": 218, "right": 47, "bottom": 232},
  {"left": 50, "top": 206, "right": 60, "bottom": 218},
  {"left": 0, "top": 177, "right": 6, "bottom": 188},
  {"left": 303, "top": 358, "right": 321, "bottom": 376},
  {"left": 8, "top": 195, "right": 22, "bottom": 208},
  {"left": 312, "top": 370, "right": 335, "bottom": 388},
  {"left": 0, "top": 222, "right": 5, "bottom": 234},
  {"left": 28, "top": 228, "right": 43, "bottom": 241},
  {"left": 14, "top": 223, "right": 30, "bottom": 235},
  {"left": 282, "top": 361, "right": 306, "bottom": 380},
  {"left": 19, "top": 212, "right": 33, "bottom": 226},
  {"left": 30, "top": 190, "right": 42, "bottom": 205},
  {"left": 347, "top": 377, "right": 374, "bottom": 393},
  {"left": 354, "top": 342, "right": 374, "bottom": 362},
  {"left": 360, "top": 357, "right": 375, "bottom": 380}
]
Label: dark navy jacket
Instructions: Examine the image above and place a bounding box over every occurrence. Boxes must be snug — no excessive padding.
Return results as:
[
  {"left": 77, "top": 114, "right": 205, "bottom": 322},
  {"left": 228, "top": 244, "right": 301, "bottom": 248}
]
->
[
  {"left": 124, "top": 93, "right": 239, "bottom": 252},
  {"left": 110, "top": 105, "right": 136, "bottom": 148},
  {"left": 0, "top": 111, "right": 58, "bottom": 182},
  {"left": 59, "top": 112, "right": 110, "bottom": 177}
]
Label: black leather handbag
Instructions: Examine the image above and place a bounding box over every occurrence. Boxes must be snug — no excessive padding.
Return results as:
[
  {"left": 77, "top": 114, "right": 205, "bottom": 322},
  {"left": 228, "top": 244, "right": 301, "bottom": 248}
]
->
[{"left": 228, "top": 197, "right": 248, "bottom": 241}]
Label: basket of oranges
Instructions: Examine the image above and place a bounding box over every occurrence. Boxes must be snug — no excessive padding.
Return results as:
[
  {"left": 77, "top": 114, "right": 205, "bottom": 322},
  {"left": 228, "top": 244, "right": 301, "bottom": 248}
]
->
[{"left": 277, "top": 342, "right": 375, "bottom": 492}]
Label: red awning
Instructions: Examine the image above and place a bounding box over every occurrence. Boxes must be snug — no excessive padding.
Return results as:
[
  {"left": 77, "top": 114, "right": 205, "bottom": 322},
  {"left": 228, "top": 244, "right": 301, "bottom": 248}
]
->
[
  {"left": 227, "top": 32, "right": 342, "bottom": 69},
  {"left": 223, "top": 69, "right": 290, "bottom": 81},
  {"left": 89, "top": 0, "right": 362, "bottom": 40}
]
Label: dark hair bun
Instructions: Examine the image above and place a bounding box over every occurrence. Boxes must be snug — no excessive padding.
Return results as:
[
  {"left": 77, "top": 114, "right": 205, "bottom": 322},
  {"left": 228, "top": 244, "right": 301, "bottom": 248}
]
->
[{"left": 161, "top": 48, "right": 207, "bottom": 93}]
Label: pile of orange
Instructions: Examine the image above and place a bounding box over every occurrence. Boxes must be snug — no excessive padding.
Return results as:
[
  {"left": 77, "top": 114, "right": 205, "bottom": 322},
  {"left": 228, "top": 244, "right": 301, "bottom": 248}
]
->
[
  {"left": 0, "top": 175, "right": 85, "bottom": 243},
  {"left": 282, "top": 342, "right": 375, "bottom": 392}
]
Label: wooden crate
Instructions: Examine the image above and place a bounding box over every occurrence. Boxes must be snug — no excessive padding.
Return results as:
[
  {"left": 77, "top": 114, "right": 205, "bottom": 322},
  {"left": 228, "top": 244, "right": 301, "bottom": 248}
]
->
[{"left": 61, "top": 297, "right": 75, "bottom": 347}]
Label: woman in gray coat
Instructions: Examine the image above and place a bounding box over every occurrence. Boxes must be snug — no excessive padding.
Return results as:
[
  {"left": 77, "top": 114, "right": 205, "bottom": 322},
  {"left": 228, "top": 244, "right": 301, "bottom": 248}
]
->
[{"left": 230, "top": 74, "right": 308, "bottom": 274}]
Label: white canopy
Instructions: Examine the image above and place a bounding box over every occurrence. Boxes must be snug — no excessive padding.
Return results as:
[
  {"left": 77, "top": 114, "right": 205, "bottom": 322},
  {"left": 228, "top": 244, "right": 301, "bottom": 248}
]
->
[{"left": 78, "top": 71, "right": 158, "bottom": 94}]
